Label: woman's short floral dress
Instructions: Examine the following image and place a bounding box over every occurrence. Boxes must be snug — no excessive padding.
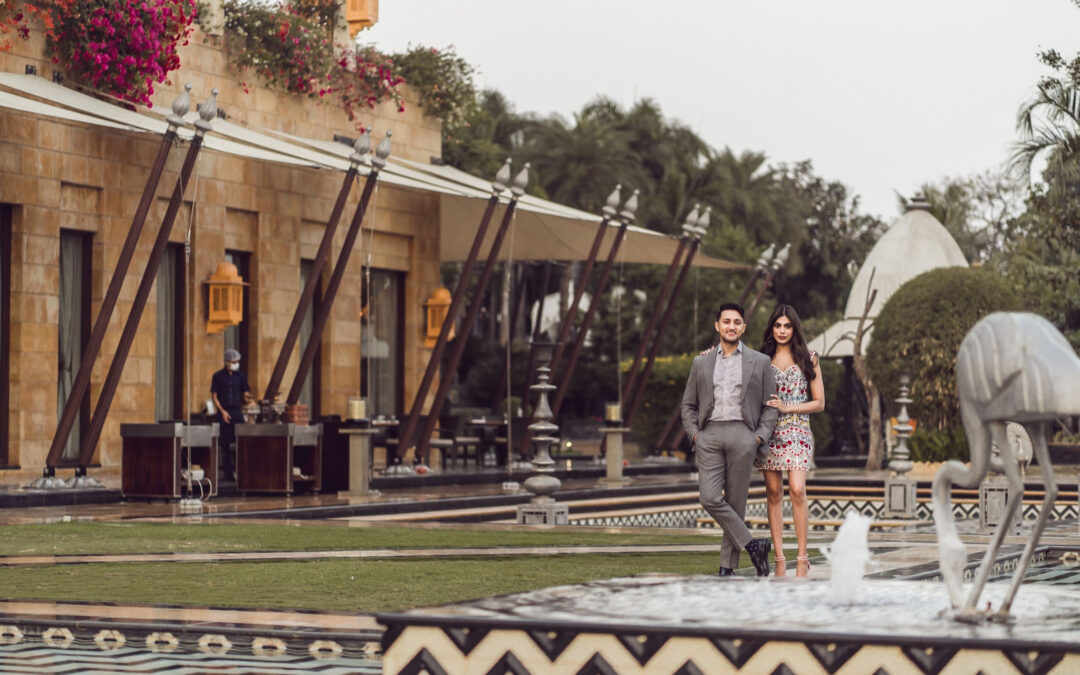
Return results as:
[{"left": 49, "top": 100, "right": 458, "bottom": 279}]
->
[{"left": 754, "top": 360, "right": 814, "bottom": 472}]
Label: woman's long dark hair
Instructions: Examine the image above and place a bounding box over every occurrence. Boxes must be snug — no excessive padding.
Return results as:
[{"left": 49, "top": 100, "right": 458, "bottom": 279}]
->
[{"left": 760, "top": 304, "right": 816, "bottom": 382}]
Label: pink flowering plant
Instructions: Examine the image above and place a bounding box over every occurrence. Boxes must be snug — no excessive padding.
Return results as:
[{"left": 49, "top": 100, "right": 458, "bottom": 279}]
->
[
  {"left": 11, "top": 0, "right": 196, "bottom": 107},
  {"left": 221, "top": 0, "right": 334, "bottom": 95},
  {"left": 331, "top": 44, "right": 405, "bottom": 121},
  {"left": 0, "top": 1, "right": 29, "bottom": 51},
  {"left": 219, "top": 0, "right": 403, "bottom": 128}
]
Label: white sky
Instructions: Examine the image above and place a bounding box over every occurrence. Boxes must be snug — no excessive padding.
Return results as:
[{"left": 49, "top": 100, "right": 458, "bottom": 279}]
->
[{"left": 363, "top": 0, "right": 1080, "bottom": 221}]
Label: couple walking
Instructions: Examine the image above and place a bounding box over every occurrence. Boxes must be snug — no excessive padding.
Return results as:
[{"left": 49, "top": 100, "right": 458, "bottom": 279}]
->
[{"left": 681, "top": 302, "right": 824, "bottom": 577}]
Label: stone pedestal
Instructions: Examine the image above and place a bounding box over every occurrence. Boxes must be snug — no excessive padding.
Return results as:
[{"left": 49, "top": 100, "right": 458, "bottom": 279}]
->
[
  {"left": 883, "top": 475, "right": 917, "bottom": 518},
  {"left": 516, "top": 497, "right": 569, "bottom": 526},
  {"left": 338, "top": 427, "right": 380, "bottom": 498},
  {"left": 600, "top": 427, "right": 631, "bottom": 485},
  {"left": 979, "top": 475, "right": 1022, "bottom": 535}
]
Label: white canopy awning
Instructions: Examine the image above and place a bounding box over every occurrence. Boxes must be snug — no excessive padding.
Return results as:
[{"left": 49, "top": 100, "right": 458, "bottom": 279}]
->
[{"left": 0, "top": 73, "right": 745, "bottom": 269}]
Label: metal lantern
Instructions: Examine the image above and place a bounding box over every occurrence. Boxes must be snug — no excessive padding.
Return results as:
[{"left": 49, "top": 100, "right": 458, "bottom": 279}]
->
[
  {"left": 423, "top": 287, "right": 453, "bottom": 348},
  {"left": 345, "top": 0, "right": 379, "bottom": 36},
  {"left": 206, "top": 261, "right": 246, "bottom": 334}
]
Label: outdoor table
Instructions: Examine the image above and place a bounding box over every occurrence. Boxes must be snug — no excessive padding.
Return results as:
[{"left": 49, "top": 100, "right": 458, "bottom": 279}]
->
[
  {"left": 235, "top": 423, "right": 322, "bottom": 494},
  {"left": 120, "top": 422, "right": 219, "bottom": 499}
]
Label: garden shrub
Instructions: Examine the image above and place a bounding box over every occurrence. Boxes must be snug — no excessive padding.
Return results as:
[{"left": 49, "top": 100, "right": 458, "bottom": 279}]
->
[
  {"left": 628, "top": 353, "right": 694, "bottom": 449},
  {"left": 867, "top": 267, "right": 1019, "bottom": 433},
  {"left": 907, "top": 427, "right": 969, "bottom": 464},
  {"left": 811, "top": 357, "right": 842, "bottom": 453}
]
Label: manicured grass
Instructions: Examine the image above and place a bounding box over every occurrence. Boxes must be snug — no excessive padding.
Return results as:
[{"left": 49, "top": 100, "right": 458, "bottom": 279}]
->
[
  {"left": 0, "top": 522, "right": 718, "bottom": 556},
  {"left": 1, "top": 553, "right": 727, "bottom": 612},
  {"left": 0, "top": 523, "right": 815, "bottom": 613}
]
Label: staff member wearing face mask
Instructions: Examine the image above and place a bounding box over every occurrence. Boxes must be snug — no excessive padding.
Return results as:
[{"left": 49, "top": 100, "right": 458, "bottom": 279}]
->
[{"left": 211, "top": 348, "right": 251, "bottom": 481}]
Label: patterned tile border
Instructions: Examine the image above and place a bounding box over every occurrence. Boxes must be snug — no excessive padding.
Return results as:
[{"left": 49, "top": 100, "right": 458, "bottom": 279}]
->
[
  {"left": 0, "top": 619, "right": 382, "bottom": 672},
  {"left": 573, "top": 498, "right": 1078, "bottom": 530},
  {"left": 378, "top": 620, "right": 1080, "bottom": 674}
]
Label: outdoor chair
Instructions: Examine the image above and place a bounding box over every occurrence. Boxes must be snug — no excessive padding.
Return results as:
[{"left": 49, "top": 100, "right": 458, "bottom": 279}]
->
[
  {"left": 441, "top": 413, "right": 483, "bottom": 469},
  {"left": 385, "top": 415, "right": 454, "bottom": 471}
]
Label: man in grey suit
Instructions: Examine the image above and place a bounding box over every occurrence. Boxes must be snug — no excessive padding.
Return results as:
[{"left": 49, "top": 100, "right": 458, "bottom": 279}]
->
[{"left": 681, "top": 302, "right": 778, "bottom": 576}]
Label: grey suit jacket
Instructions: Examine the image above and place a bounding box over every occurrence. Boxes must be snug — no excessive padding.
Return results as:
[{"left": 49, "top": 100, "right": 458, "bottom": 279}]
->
[{"left": 680, "top": 343, "right": 779, "bottom": 446}]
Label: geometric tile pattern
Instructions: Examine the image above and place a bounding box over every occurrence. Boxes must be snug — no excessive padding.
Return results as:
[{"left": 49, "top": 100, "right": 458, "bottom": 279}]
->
[
  {"left": 380, "top": 624, "right": 1080, "bottom": 674},
  {"left": 573, "top": 508, "right": 707, "bottom": 529},
  {"left": 573, "top": 497, "right": 1078, "bottom": 531},
  {"left": 0, "top": 627, "right": 381, "bottom": 674}
]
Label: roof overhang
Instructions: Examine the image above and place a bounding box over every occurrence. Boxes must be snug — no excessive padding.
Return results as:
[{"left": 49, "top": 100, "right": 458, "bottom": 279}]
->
[{"left": 0, "top": 73, "right": 745, "bottom": 269}]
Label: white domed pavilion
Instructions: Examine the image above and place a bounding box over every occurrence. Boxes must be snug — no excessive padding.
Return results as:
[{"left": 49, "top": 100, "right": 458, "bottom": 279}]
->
[{"left": 807, "top": 195, "right": 969, "bottom": 357}]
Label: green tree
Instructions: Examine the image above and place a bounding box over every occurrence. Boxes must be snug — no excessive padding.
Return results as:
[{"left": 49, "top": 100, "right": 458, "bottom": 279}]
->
[
  {"left": 867, "top": 267, "right": 1020, "bottom": 432},
  {"left": 774, "top": 161, "right": 885, "bottom": 323}
]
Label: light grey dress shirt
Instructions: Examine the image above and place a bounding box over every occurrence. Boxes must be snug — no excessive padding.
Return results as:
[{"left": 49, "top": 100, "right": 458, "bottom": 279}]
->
[{"left": 710, "top": 341, "right": 744, "bottom": 422}]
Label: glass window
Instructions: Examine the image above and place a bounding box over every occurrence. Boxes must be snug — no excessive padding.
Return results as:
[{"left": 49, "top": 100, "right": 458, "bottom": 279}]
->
[
  {"left": 361, "top": 269, "right": 403, "bottom": 417},
  {"left": 298, "top": 259, "right": 321, "bottom": 416},
  {"left": 155, "top": 244, "right": 184, "bottom": 421},
  {"left": 58, "top": 229, "right": 91, "bottom": 461}
]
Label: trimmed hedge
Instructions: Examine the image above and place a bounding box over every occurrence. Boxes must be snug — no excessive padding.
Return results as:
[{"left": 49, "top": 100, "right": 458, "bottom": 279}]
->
[
  {"left": 867, "top": 267, "right": 1019, "bottom": 433},
  {"left": 628, "top": 353, "right": 695, "bottom": 449}
]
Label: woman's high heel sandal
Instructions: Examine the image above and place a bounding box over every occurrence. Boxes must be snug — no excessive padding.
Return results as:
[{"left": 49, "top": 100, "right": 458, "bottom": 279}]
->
[
  {"left": 796, "top": 554, "right": 811, "bottom": 577},
  {"left": 774, "top": 554, "right": 786, "bottom": 576}
]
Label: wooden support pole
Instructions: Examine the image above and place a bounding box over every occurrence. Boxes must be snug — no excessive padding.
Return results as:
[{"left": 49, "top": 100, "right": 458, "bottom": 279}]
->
[
  {"left": 75, "top": 91, "right": 221, "bottom": 470},
  {"left": 546, "top": 186, "right": 622, "bottom": 377},
  {"left": 412, "top": 166, "right": 530, "bottom": 460},
  {"left": 263, "top": 132, "right": 372, "bottom": 402},
  {"left": 285, "top": 133, "right": 391, "bottom": 405},
  {"left": 517, "top": 193, "right": 639, "bottom": 458},
  {"left": 623, "top": 237, "right": 702, "bottom": 427},
  {"left": 395, "top": 160, "right": 513, "bottom": 460},
  {"left": 42, "top": 86, "right": 190, "bottom": 475}
]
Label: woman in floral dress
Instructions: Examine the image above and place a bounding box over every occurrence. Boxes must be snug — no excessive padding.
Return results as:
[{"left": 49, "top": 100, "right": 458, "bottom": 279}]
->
[{"left": 755, "top": 305, "right": 825, "bottom": 577}]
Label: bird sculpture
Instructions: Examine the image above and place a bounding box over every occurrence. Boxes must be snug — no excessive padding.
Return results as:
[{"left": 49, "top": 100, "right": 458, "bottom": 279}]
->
[{"left": 933, "top": 312, "right": 1080, "bottom": 620}]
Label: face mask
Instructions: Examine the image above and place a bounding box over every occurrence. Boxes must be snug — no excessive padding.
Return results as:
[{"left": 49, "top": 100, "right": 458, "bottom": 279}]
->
[{"left": 228, "top": 362, "right": 239, "bottom": 372}]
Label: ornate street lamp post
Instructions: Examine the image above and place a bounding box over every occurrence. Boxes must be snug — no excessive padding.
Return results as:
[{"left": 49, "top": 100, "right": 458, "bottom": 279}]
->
[
  {"left": 883, "top": 371, "right": 917, "bottom": 518},
  {"left": 516, "top": 342, "right": 568, "bottom": 526}
]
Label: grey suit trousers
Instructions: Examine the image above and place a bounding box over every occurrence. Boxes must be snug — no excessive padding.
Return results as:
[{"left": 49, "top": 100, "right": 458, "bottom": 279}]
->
[{"left": 696, "top": 421, "right": 756, "bottom": 569}]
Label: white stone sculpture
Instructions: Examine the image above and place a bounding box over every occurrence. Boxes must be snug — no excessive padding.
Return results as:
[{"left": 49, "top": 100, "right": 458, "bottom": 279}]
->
[{"left": 933, "top": 312, "right": 1080, "bottom": 620}]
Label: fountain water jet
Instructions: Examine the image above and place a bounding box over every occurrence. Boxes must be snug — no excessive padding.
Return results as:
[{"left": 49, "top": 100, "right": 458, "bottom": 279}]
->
[{"left": 822, "top": 510, "right": 873, "bottom": 603}]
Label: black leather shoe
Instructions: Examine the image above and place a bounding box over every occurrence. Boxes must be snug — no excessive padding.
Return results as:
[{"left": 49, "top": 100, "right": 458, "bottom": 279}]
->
[
  {"left": 745, "top": 538, "right": 771, "bottom": 577},
  {"left": 717, "top": 567, "right": 734, "bottom": 577}
]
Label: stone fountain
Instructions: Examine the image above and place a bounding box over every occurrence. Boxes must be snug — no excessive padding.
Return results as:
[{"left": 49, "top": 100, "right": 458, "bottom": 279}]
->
[{"left": 376, "top": 312, "right": 1080, "bottom": 674}]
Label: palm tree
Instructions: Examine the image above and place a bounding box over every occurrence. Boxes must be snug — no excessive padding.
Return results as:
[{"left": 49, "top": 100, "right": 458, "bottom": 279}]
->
[
  {"left": 1011, "top": 80, "right": 1080, "bottom": 184},
  {"left": 521, "top": 102, "right": 646, "bottom": 212}
]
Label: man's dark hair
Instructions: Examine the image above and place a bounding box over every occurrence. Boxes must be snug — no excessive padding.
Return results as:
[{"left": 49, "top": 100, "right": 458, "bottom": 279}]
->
[{"left": 716, "top": 302, "right": 745, "bottom": 321}]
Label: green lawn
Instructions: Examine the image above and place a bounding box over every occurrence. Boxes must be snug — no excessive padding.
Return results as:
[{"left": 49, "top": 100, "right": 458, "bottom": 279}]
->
[
  {"left": 0, "top": 523, "right": 811, "bottom": 613},
  {"left": 0, "top": 522, "right": 717, "bottom": 556},
  {"left": 2, "top": 554, "right": 726, "bottom": 612}
]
